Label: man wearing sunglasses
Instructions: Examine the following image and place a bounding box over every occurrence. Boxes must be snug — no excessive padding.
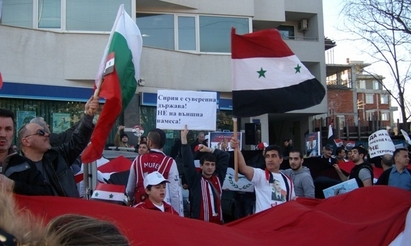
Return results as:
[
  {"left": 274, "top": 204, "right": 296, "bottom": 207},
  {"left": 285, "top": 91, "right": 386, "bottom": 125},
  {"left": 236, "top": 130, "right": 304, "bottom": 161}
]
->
[
  {"left": 6, "top": 96, "right": 99, "bottom": 197},
  {"left": 0, "top": 109, "right": 53, "bottom": 195}
]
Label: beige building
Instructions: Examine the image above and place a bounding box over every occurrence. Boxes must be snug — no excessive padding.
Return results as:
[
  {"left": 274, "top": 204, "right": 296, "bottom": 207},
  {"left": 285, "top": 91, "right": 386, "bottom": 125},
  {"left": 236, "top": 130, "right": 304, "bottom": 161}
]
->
[{"left": 0, "top": 0, "right": 327, "bottom": 151}]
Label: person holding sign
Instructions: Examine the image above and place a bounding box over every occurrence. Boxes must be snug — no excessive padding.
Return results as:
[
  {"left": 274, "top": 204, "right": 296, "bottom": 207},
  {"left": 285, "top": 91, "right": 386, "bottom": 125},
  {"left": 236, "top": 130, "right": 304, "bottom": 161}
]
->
[
  {"left": 333, "top": 146, "right": 374, "bottom": 187},
  {"left": 181, "top": 125, "right": 229, "bottom": 224},
  {"left": 376, "top": 148, "right": 411, "bottom": 191},
  {"left": 231, "top": 139, "right": 295, "bottom": 213}
]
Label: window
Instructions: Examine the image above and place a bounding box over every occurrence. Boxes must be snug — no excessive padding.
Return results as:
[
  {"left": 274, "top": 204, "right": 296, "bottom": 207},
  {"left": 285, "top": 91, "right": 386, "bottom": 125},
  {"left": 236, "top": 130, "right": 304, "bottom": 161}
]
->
[
  {"left": 373, "top": 80, "right": 381, "bottom": 90},
  {"left": 178, "top": 16, "right": 195, "bottom": 51},
  {"left": 66, "top": 0, "right": 131, "bottom": 31},
  {"left": 38, "top": 0, "right": 61, "bottom": 28},
  {"left": 2, "top": 0, "right": 33, "bottom": 28},
  {"left": 337, "top": 115, "right": 345, "bottom": 130},
  {"left": 137, "top": 14, "right": 249, "bottom": 53},
  {"left": 200, "top": 16, "right": 249, "bottom": 52},
  {"left": 365, "top": 94, "right": 374, "bottom": 104},
  {"left": 2, "top": 0, "right": 131, "bottom": 31},
  {"left": 277, "top": 25, "right": 295, "bottom": 40},
  {"left": 366, "top": 111, "right": 375, "bottom": 121},
  {"left": 358, "top": 80, "right": 366, "bottom": 89},
  {"left": 380, "top": 94, "right": 389, "bottom": 104},
  {"left": 137, "top": 14, "right": 174, "bottom": 50},
  {"left": 381, "top": 112, "right": 389, "bottom": 121}
]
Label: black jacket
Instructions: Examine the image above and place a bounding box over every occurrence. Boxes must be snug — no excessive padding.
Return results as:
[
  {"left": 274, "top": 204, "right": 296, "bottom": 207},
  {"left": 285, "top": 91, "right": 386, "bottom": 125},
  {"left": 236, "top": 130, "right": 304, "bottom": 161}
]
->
[
  {"left": 349, "top": 163, "right": 374, "bottom": 187},
  {"left": 182, "top": 144, "right": 229, "bottom": 220},
  {"left": 7, "top": 114, "right": 94, "bottom": 197},
  {"left": 376, "top": 167, "right": 392, "bottom": 185},
  {"left": 3, "top": 150, "right": 53, "bottom": 196},
  {"left": 49, "top": 121, "right": 80, "bottom": 146}
]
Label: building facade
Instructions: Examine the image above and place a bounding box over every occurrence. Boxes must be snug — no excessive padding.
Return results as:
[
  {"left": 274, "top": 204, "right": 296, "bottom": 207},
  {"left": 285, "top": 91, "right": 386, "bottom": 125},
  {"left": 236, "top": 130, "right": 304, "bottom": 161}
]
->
[
  {"left": 0, "top": 0, "right": 327, "bottom": 151},
  {"left": 324, "top": 60, "right": 397, "bottom": 141}
]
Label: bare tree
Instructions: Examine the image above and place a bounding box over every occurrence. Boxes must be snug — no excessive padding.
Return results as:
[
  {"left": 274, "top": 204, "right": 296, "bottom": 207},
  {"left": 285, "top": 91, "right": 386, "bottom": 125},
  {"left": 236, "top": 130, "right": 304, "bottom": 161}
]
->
[{"left": 341, "top": 0, "right": 411, "bottom": 125}]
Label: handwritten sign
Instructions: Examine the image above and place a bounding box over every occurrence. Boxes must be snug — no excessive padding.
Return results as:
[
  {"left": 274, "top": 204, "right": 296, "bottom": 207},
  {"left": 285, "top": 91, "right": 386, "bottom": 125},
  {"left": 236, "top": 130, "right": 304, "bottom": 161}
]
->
[
  {"left": 368, "top": 130, "right": 395, "bottom": 158},
  {"left": 156, "top": 90, "right": 217, "bottom": 130}
]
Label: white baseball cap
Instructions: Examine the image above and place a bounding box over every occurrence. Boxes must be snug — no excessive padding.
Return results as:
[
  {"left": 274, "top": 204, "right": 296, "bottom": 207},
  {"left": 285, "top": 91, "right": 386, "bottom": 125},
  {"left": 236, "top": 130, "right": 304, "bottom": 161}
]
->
[{"left": 144, "top": 171, "right": 169, "bottom": 188}]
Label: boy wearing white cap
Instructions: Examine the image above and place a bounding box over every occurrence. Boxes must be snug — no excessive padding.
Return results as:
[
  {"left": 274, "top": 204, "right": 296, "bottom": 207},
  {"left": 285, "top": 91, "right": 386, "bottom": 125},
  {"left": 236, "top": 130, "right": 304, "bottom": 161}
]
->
[{"left": 134, "top": 171, "right": 178, "bottom": 215}]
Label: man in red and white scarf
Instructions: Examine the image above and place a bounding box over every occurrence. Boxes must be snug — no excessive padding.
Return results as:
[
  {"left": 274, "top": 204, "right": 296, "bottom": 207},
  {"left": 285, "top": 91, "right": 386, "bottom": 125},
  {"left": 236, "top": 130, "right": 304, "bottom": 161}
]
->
[{"left": 181, "top": 125, "right": 229, "bottom": 224}]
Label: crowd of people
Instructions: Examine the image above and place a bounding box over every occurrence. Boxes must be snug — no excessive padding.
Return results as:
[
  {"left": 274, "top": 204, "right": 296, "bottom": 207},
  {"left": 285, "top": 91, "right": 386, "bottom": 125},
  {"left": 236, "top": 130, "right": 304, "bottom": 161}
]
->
[{"left": 1, "top": 103, "right": 410, "bottom": 244}]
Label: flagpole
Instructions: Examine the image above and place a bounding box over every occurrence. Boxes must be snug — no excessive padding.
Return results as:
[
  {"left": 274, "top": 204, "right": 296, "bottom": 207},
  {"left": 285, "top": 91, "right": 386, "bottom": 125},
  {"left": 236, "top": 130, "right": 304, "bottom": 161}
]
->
[
  {"left": 93, "top": 78, "right": 103, "bottom": 98},
  {"left": 233, "top": 118, "right": 238, "bottom": 182}
]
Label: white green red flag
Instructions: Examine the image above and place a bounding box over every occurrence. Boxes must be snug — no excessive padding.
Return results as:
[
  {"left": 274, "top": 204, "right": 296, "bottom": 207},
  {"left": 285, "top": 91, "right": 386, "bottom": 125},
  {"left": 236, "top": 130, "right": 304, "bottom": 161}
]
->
[
  {"left": 231, "top": 28, "right": 325, "bottom": 117},
  {"left": 82, "top": 4, "right": 142, "bottom": 163}
]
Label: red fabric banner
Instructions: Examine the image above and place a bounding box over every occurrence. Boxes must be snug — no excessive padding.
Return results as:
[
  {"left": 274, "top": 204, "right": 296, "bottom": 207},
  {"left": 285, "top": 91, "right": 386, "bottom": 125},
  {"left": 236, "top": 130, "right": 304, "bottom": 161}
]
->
[{"left": 14, "top": 186, "right": 410, "bottom": 245}]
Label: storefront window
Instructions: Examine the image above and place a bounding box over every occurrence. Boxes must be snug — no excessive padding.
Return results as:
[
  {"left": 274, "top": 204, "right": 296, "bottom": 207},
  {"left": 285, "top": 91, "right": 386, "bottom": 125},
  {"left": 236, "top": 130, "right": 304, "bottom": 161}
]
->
[{"left": 1, "top": 98, "right": 87, "bottom": 143}]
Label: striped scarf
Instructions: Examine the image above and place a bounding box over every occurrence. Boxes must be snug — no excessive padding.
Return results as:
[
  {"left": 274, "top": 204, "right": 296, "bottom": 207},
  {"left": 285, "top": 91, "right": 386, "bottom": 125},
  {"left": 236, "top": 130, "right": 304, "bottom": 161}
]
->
[{"left": 200, "top": 176, "right": 222, "bottom": 222}]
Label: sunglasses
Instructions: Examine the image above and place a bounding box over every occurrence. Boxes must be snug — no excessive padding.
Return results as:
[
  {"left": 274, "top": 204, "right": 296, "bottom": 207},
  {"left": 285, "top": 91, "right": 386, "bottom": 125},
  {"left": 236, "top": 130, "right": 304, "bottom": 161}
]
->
[{"left": 24, "top": 129, "right": 47, "bottom": 138}]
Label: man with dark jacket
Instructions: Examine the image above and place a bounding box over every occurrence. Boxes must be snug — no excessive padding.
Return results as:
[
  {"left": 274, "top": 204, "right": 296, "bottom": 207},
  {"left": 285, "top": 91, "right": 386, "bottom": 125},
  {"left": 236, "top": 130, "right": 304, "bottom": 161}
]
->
[
  {"left": 0, "top": 109, "right": 52, "bottom": 195},
  {"left": 181, "top": 125, "right": 229, "bottom": 224},
  {"left": 6, "top": 96, "right": 99, "bottom": 197},
  {"left": 333, "top": 146, "right": 373, "bottom": 187}
]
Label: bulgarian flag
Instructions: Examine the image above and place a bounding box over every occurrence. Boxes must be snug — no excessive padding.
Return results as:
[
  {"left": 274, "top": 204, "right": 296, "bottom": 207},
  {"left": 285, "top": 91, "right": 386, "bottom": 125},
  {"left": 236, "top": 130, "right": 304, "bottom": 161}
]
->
[
  {"left": 81, "top": 4, "right": 142, "bottom": 163},
  {"left": 231, "top": 28, "right": 325, "bottom": 117}
]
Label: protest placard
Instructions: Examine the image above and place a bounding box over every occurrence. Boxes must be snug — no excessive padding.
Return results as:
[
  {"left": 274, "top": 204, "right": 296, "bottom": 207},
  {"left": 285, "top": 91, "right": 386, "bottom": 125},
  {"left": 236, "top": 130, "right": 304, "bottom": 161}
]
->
[
  {"left": 401, "top": 129, "right": 411, "bottom": 145},
  {"left": 323, "top": 178, "right": 358, "bottom": 198},
  {"left": 156, "top": 90, "right": 217, "bottom": 130},
  {"left": 306, "top": 132, "right": 320, "bottom": 157},
  {"left": 209, "top": 132, "right": 242, "bottom": 151},
  {"left": 222, "top": 167, "right": 254, "bottom": 192},
  {"left": 368, "top": 129, "right": 395, "bottom": 158}
]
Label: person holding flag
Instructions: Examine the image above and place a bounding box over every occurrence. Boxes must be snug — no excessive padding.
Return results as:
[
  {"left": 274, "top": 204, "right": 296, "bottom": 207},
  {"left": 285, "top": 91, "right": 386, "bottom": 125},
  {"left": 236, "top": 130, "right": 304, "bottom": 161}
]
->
[
  {"left": 7, "top": 96, "right": 99, "bottom": 197},
  {"left": 81, "top": 4, "right": 142, "bottom": 164},
  {"left": 231, "top": 138, "right": 295, "bottom": 213}
]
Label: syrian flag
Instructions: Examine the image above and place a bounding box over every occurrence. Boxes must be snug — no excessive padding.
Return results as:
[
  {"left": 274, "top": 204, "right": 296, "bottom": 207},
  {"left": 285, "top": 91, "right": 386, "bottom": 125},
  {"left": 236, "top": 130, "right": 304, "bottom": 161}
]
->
[
  {"left": 231, "top": 28, "right": 325, "bottom": 117},
  {"left": 91, "top": 183, "right": 126, "bottom": 205},
  {"left": 81, "top": 4, "right": 142, "bottom": 163},
  {"left": 327, "top": 121, "right": 334, "bottom": 144},
  {"left": 75, "top": 156, "right": 133, "bottom": 197}
]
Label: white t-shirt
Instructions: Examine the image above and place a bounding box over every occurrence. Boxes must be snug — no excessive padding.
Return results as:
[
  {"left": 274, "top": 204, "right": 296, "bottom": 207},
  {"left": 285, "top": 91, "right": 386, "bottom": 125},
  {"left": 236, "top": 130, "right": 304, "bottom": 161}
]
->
[{"left": 251, "top": 169, "right": 296, "bottom": 213}]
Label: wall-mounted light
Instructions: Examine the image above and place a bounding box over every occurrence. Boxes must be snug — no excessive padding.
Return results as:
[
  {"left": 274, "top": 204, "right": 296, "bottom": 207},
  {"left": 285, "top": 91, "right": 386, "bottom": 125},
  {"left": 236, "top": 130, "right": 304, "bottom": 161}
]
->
[{"left": 138, "top": 78, "right": 145, "bottom": 86}]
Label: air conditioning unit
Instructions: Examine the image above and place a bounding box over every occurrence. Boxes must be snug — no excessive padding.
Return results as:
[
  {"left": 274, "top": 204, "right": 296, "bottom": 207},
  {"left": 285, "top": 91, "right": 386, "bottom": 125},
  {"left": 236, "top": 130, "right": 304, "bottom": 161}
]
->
[{"left": 298, "top": 19, "right": 309, "bottom": 32}]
